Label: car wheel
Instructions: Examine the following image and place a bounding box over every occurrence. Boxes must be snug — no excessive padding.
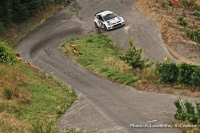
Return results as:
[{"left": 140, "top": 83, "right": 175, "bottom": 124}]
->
[{"left": 94, "top": 22, "right": 98, "bottom": 28}]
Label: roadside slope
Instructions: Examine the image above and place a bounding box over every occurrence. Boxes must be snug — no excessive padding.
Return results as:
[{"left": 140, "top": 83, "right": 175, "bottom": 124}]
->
[{"left": 15, "top": 0, "right": 197, "bottom": 133}]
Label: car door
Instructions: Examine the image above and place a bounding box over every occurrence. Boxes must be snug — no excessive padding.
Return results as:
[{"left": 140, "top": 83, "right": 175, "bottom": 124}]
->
[{"left": 96, "top": 15, "right": 104, "bottom": 28}]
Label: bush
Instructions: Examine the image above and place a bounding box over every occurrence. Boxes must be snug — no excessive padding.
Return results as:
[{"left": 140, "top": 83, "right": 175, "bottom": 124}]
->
[
  {"left": 184, "top": 100, "right": 198, "bottom": 124},
  {"left": 168, "top": 0, "right": 173, "bottom": 6},
  {"left": 120, "top": 38, "right": 152, "bottom": 70},
  {"left": 156, "top": 59, "right": 178, "bottom": 84},
  {"left": 196, "top": 102, "right": 200, "bottom": 117},
  {"left": 177, "top": 63, "right": 196, "bottom": 85},
  {"left": 186, "top": 28, "right": 200, "bottom": 44},
  {"left": 174, "top": 100, "right": 186, "bottom": 120},
  {"left": 161, "top": 1, "right": 166, "bottom": 7},
  {"left": 12, "top": 3, "right": 30, "bottom": 23},
  {"left": 174, "top": 99, "right": 200, "bottom": 124},
  {"left": 191, "top": 66, "right": 200, "bottom": 87},
  {"left": 194, "top": 3, "right": 200, "bottom": 11},
  {"left": 0, "top": 41, "right": 17, "bottom": 64},
  {"left": 186, "top": 29, "right": 195, "bottom": 39},
  {"left": 177, "top": 16, "right": 187, "bottom": 26},
  {"left": 193, "top": 10, "right": 200, "bottom": 18}
]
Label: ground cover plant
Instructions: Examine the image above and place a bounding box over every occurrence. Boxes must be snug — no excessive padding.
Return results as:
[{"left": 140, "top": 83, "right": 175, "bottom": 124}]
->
[
  {"left": 60, "top": 34, "right": 139, "bottom": 85},
  {"left": 173, "top": 99, "right": 200, "bottom": 132},
  {"left": 135, "top": 0, "right": 200, "bottom": 64},
  {"left": 0, "top": 41, "right": 79, "bottom": 132}
]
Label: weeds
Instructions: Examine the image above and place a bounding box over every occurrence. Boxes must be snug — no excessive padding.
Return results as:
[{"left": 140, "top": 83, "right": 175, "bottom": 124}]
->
[
  {"left": 177, "top": 16, "right": 188, "bottom": 26},
  {"left": 3, "top": 88, "right": 13, "bottom": 100}
]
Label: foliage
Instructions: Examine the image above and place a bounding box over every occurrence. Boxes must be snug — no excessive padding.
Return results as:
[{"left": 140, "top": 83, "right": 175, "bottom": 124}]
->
[
  {"left": 11, "top": 0, "right": 30, "bottom": 23},
  {"left": 120, "top": 38, "right": 153, "bottom": 70},
  {"left": 156, "top": 58, "right": 178, "bottom": 84},
  {"left": 3, "top": 88, "right": 13, "bottom": 100},
  {"left": 184, "top": 100, "right": 198, "bottom": 124},
  {"left": 0, "top": 21, "right": 5, "bottom": 33},
  {"left": 0, "top": 63, "right": 77, "bottom": 132},
  {"left": 60, "top": 34, "right": 138, "bottom": 85},
  {"left": 167, "top": 0, "right": 173, "bottom": 6},
  {"left": 0, "top": 41, "right": 17, "bottom": 64},
  {"left": 177, "top": 63, "right": 196, "bottom": 85},
  {"left": 196, "top": 102, "right": 200, "bottom": 117},
  {"left": 177, "top": 16, "right": 188, "bottom": 26},
  {"left": 193, "top": 3, "right": 200, "bottom": 11},
  {"left": 191, "top": 66, "right": 200, "bottom": 87},
  {"left": 174, "top": 99, "right": 200, "bottom": 125},
  {"left": 160, "top": 1, "right": 166, "bottom": 7},
  {"left": 0, "top": 0, "right": 59, "bottom": 25},
  {"left": 174, "top": 100, "right": 186, "bottom": 120},
  {"left": 0, "top": 0, "right": 12, "bottom": 27},
  {"left": 186, "top": 28, "right": 200, "bottom": 44},
  {"left": 193, "top": 10, "right": 200, "bottom": 18}
]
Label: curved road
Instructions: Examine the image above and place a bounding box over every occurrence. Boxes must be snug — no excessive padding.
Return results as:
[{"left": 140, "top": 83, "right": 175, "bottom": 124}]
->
[{"left": 15, "top": 0, "right": 198, "bottom": 133}]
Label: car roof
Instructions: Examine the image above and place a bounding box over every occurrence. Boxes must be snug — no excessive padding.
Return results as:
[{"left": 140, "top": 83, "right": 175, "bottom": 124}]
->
[{"left": 95, "top": 10, "right": 114, "bottom": 17}]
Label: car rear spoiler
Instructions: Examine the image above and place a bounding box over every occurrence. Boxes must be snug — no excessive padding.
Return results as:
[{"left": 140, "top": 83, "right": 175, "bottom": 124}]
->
[{"left": 94, "top": 10, "right": 105, "bottom": 16}]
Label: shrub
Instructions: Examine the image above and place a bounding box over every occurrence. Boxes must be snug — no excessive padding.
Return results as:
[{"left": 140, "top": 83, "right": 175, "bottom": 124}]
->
[
  {"left": 196, "top": 102, "right": 200, "bottom": 117},
  {"left": 184, "top": 100, "right": 198, "bottom": 124},
  {"left": 168, "top": 0, "right": 173, "bottom": 6},
  {"left": 186, "top": 29, "right": 195, "bottom": 39},
  {"left": 120, "top": 38, "right": 152, "bottom": 70},
  {"left": 186, "top": 28, "right": 200, "bottom": 44},
  {"left": 174, "top": 100, "right": 186, "bottom": 120},
  {"left": 182, "top": 0, "right": 188, "bottom": 7},
  {"left": 156, "top": 59, "right": 178, "bottom": 84},
  {"left": 191, "top": 66, "right": 200, "bottom": 87},
  {"left": 194, "top": 3, "right": 200, "bottom": 11},
  {"left": 177, "top": 63, "right": 196, "bottom": 85},
  {"left": 177, "top": 16, "right": 187, "bottom": 26},
  {"left": 193, "top": 10, "right": 200, "bottom": 18},
  {"left": 0, "top": 41, "right": 17, "bottom": 64},
  {"left": 174, "top": 99, "right": 200, "bottom": 124},
  {"left": 161, "top": 1, "right": 166, "bottom": 7}
]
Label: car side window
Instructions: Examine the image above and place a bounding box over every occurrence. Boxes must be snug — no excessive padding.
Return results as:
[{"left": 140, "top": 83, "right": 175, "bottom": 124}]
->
[{"left": 97, "top": 15, "right": 104, "bottom": 21}]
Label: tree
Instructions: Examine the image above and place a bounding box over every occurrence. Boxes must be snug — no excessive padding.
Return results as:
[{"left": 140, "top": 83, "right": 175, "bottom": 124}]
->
[
  {"left": 0, "top": 0, "right": 12, "bottom": 27},
  {"left": 120, "top": 38, "right": 152, "bottom": 70}
]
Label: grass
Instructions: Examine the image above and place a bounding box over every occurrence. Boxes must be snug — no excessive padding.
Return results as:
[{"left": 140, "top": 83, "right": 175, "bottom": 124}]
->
[
  {"left": 0, "top": 61, "right": 77, "bottom": 132},
  {"left": 60, "top": 34, "right": 160, "bottom": 86},
  {"left": 0, "top": 2, "right": 93, "bottom": 132},
  {"left": 59, "top": 33, "right": 200, "bottom": 133},
  {"left": 60, "top": 34, "right": 139, "bottom": 85}
]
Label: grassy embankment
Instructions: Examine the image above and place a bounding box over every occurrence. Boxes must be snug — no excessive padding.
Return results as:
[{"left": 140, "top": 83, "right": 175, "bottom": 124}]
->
[
  {"left": 60, "top": 34, "right": 157, "bottom": 86},
  {"left": 0, "top": 2, "right": 85, "bottom": 133},
  {"left": 0, "top": 59, "right": 76, "bottom": 132}
]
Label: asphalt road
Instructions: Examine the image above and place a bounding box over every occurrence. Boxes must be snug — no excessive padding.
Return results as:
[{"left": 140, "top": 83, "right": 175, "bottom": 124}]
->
[{"left": 15, "top": 0, "right": 199, "bottom": 133}]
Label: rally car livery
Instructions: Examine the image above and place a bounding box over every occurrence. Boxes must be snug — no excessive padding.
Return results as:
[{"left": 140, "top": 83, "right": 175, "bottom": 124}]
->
[{"left": 94, "top": 10, "right": 125, "bottom": 31}]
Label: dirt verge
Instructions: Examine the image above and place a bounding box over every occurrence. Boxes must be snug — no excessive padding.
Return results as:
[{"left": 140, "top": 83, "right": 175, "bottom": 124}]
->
[{"left": 135, "top": 0, "right": 200, "bottom": 65}]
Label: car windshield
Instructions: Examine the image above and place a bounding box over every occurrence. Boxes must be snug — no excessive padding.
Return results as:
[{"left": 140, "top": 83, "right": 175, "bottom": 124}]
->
[{"left": 103, "top": 13, "right": 118, "bottom": 21}]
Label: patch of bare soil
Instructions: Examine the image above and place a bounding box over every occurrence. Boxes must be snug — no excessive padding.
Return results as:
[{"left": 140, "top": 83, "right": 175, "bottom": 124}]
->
[
  {"left": 135, "top": 0, "right": 200, "bottom": 65},
  {"left": 134, "top": 0, "right": 200, "bottom": 97}
]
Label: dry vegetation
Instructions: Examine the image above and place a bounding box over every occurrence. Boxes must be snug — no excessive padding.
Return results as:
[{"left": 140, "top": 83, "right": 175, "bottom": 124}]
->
[{"left": 135, "top": 0, "right": 200, "bottom": 65}]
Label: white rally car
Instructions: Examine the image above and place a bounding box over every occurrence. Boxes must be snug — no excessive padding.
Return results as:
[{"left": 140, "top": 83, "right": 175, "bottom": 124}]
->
[{"left": 94, "top": 10, "right": 125, "bottom": 31}]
